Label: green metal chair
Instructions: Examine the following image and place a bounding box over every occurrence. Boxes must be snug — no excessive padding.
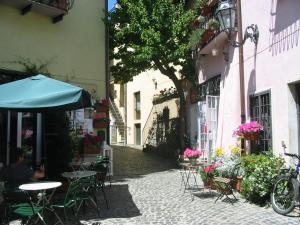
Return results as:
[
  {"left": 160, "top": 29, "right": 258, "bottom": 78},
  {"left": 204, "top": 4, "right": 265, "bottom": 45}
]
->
[
  {"left": 91, "top": 155, "right": 110, "bottom": 209},
  {"left": 3, "top": 189, "right": 45, "bottom": 225},
  {"left": 76, "top": 175, "right": 100, "bottom": 217},
  {"left": 49, "top": 179, "right": 81, "bottom": 225}
]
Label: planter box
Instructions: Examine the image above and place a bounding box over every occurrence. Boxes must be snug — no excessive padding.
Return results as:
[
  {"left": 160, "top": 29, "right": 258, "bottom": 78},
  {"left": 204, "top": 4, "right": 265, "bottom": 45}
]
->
[
  {"left": 93, "top": 121, "right": 107, "bottom": 128},
  {"left": 95, "top": 105, "right": 108, "bottom": 113},
  {"left": 84, "top": 144, "right": 100, "bottom": 154},
  {"left": 201, "top": 29, "right": 215, "bottom": 44}
]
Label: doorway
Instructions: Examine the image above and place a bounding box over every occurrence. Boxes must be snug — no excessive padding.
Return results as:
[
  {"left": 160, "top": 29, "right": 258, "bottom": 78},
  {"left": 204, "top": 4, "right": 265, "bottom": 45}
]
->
[{"left": 135, "top": 123, "right": 141, "bottom": 145}]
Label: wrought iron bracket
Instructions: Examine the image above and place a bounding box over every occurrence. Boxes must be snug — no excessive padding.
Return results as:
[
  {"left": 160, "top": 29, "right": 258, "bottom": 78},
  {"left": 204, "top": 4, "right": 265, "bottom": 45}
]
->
[{"left": 230, "top": 24, "right": 259, "bottom": 47}]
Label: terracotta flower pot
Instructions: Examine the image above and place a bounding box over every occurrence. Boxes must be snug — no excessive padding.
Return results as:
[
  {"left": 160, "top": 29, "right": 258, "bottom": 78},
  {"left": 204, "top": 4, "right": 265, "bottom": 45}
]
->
[
  {"left": 235, "top": 176, "right": 242, "bottom": 192},
  {"left": 243, "top": 132, "right": 259, "bottom": 140}
]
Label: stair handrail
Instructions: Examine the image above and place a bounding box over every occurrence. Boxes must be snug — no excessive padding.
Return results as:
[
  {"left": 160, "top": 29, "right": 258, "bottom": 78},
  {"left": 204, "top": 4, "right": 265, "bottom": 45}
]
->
[
  {"left": 109, "top": 97, "right": 124, "bottom": 124},
  {"left": 142, "top": 104, "right": 160, "bottom": 146}
]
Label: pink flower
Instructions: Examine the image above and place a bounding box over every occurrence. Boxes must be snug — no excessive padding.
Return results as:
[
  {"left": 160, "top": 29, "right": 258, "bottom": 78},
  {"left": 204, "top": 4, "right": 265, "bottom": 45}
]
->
[
  {"left": 233, "top": 121, "right": 263, "bottom": 137},
  {"left": 183, "top": 148, "right": 203, "bottom": 159}
]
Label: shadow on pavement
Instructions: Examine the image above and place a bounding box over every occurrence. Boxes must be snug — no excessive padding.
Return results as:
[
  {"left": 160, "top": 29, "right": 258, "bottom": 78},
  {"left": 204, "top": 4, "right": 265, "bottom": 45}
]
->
[{"left": 112, "top": 145, "right": 177, "bottom": 180}]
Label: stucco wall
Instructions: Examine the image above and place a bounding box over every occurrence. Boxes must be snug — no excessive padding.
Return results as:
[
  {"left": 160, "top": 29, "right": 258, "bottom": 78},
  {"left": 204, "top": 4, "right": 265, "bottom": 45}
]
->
[
  {"left": 126, "top": 70, "right": 175, "bottom": 145},
  {"left": 193, "top": 0, "right": 300, "bottom": 155},
  {"left": 0, "top": 0, "right": 106, "bottom": 99},
  {"left": 242, "top": 0, "right": 300, "bottom": 155}
]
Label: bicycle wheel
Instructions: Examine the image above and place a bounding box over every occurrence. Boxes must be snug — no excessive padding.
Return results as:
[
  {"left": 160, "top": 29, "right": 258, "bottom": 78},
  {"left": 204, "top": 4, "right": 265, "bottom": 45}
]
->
[{"left": 271, "top": 175, "right": 296, "bottom": 215}]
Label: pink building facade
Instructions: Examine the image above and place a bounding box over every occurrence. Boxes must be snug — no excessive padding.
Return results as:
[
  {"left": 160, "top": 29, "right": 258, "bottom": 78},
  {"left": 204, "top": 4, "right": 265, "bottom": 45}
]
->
[{"left": 187, "top": 0, "right": 300, "bottom": 160}]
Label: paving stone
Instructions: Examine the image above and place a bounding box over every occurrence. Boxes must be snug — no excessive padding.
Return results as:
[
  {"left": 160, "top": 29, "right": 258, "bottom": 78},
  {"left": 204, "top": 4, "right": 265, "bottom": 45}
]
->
[{"left": 59, "top": 146, "right": 300, "bottom": 224}]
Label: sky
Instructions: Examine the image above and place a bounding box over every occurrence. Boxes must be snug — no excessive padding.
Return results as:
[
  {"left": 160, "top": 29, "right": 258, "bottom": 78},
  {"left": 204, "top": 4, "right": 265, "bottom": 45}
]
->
[{"left": 108, "top": 0, "right": 117, "bottom": 10}]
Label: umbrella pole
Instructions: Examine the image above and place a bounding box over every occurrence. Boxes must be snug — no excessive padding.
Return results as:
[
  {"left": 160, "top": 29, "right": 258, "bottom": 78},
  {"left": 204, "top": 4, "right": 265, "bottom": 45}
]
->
[{"left": 6, "top": 110, "right": 11, "bottom": 165}]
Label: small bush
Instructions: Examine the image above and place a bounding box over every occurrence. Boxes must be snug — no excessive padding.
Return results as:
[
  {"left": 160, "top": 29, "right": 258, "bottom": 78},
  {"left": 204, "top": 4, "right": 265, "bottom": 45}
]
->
[{"left": 240, "top": 152, "right": 285, "bottom": 205}]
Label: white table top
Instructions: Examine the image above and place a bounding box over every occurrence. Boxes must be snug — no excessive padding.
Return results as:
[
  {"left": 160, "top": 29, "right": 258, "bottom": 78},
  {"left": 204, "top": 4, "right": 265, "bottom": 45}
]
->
[
  {"left": 19, "top": 181, "right": 62, "bottom": 191},
  {"left": 62, "top": 170, "right": 96, "bottom": 179}
]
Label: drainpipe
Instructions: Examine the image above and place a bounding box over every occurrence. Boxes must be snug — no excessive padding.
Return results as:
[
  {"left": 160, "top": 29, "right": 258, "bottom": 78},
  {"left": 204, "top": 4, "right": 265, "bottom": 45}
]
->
[
  {"left": 237, "top": 0, "right": 246, "bottom": 124},
  {"left": 237, "top": 0, "right": 246, "bottom": 151},
  {"left": 124, "top": 83, "right": 127, "bottom": 145},
  {"left": 105, "top": 0, "right": 110, "bottom": 145}
]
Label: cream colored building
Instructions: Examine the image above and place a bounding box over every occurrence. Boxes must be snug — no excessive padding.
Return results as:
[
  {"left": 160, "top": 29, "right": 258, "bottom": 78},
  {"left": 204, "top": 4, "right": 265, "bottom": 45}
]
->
[
  {"left": 0, "top": 0, "right": 107, "bottom": 164},
  {"left": 110, "top": 69, "right": 179, "bottom": 147},
  {"left": 0, "top": 0, "right": 107, "bottom": 99}
]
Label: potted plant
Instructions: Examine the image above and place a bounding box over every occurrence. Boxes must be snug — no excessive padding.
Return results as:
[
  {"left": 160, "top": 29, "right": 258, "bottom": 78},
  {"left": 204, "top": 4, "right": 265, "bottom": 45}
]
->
[
  {"left": 233, "top": 121, "right": 263, "bottom": 140},
  {"left": 207, "top": 18, "right": 220, "bottom": 31},
  {"left": 188, "top": 28, "right": 204, "bottom": 50},
  {"left": 83, "top": 132, "right": 103, "bottom": 154},
  {"left": 198, "top": 161, "right": 220, "bottom": 188},
  {"left": 183, "top": 148, "right": 203, "bottom": 165}
]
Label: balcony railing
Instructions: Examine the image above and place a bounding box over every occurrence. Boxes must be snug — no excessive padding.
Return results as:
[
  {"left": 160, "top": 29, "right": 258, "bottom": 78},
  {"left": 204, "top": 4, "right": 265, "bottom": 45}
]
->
[{"left": 0, "top": 0, "right": 74, "bottom": 23}]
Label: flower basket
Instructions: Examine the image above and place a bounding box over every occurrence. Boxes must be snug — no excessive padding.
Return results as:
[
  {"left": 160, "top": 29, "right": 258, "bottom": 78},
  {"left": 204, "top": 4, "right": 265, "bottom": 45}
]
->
[
  {"left": 233, "top": 121, "right": 263, "bottom": 140},
  {"left": 243, "top": 132, "right": 260, "bottom": 140}
]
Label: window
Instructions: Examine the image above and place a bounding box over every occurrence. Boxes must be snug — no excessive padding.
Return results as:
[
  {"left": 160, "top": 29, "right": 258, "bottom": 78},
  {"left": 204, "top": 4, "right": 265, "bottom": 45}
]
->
[
  {"left": 134, "top": 92, "right": 141, "bottom": 120},
  {"left": 250, "top": 92, "right": 272, "bottom": 153}
]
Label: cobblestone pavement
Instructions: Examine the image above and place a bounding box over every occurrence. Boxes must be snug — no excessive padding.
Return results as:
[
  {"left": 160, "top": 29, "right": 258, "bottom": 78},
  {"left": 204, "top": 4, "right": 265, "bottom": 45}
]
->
[{"left": 74, "top": 146, "right": 300, "bottom": 224}]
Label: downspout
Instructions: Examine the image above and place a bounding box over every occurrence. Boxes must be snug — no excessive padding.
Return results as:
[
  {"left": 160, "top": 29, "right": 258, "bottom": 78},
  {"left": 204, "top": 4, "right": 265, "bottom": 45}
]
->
[
  {"left": 124, "top": 83, "right": 127, "bottom": 145},
  {"left": 237, "top": 0, "right": 246, "bottom": 150},
  {"left": 105, "top": 0, "right": 110, "bottom": 145},
  {"left": 237, "top": 0, "right": 245, "bottom": 123}
]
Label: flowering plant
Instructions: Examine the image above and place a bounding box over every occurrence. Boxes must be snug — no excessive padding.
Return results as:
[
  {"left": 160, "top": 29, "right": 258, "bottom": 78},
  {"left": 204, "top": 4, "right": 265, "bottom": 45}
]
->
[
  {"left": 198, "top": 161, "right": 220, "bottom": 182},
  {"left": 93, "top": 98, "right": 109, "bottom": 108},
  {"left": 83, "top": 132, "right": 103, "bottom": 147},
  {"left": 233, "top": 121, "right": 263, "bottom": 137},
  {"left": 183, "top": 148, "right": 203, "bottom": 159},
  {"left": 215, "top": 147, "right": 224, "bottom": 157},
  {"left": 230, "top": 145, "right": 242, "bottom": 156}
]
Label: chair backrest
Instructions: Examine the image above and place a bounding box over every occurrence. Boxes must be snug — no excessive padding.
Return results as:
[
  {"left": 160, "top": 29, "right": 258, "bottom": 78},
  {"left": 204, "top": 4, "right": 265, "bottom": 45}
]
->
[
  {"left": 64, "top": 179, "right": 81, "bottom": 204},
  {"left": 78, "top": 175, "right": 96, "bottom": 191}
]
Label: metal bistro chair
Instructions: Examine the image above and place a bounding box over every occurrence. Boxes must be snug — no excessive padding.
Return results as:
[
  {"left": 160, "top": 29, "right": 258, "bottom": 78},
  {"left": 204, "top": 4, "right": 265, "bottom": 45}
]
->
[
  {"left": 49, "top": 179, "right": 81, "bottom": 225},
  {"left": 3, "top": 188, "right": 45, "bottom": 225},
  {"left": 91, "top": 155, "right": 110, "bottom": 209},
  {"left": 76, "top": 175, "right": 101, "bottom": 217}
]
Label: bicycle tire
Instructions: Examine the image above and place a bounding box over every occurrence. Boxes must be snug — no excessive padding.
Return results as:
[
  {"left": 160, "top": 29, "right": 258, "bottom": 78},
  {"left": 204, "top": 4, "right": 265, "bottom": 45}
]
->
[{"left": 271, "top": 175, "right": 296, "bottom": 215}]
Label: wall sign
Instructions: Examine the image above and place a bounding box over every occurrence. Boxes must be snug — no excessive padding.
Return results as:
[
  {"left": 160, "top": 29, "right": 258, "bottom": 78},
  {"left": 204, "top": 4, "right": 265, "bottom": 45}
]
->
[{"left": 190, "top": 75, "right": 221, "bottom": 103}]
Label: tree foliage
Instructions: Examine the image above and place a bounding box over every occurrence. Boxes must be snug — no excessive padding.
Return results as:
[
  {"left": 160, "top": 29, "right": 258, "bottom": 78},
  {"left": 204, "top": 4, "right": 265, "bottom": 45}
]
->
[
  {"left": 107, "top": 0, "right": 199, "bottom": 150},
  {"left": 107, "top": 0, "right": 197, "bottom": 83}
]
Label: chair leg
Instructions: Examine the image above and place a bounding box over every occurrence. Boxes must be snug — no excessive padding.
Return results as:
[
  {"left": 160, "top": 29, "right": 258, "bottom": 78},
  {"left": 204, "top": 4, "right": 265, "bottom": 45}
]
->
[{"left": 101, "top": 184, "right": 109, "bottom": 209}]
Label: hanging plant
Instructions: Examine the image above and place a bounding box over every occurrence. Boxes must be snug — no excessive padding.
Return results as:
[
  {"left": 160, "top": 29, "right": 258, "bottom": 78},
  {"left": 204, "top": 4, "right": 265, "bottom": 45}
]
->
[
  {"left": 189, "top": 28, "right": 204, "bottom": 50},
  {"left": 196, "top": 0, "right": 208, "bottom": 9},
  {"left": 207, "top": 18, "right": 220, "bottom": 31}
]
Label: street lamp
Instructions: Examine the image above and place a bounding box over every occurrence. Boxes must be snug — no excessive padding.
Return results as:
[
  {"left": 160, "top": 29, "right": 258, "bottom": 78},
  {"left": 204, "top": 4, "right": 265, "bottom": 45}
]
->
[{"left": 215, "top": 0, "right": 259, "bottom": 47}]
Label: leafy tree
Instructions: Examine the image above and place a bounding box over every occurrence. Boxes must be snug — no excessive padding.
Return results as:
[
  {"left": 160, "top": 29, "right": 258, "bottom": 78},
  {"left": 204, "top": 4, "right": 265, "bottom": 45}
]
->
[{"left": 107, "top": 0, "right": 198, "bottom": 150}]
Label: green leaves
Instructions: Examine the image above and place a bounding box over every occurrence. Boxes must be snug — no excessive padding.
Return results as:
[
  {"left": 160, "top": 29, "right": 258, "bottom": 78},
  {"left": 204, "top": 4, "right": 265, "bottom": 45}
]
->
[
  {"left": 108, "top": 0, "right": 198, "bottom": 82},
  {"left": 240, "top": 153, "right": 285, "bottom": 205}
]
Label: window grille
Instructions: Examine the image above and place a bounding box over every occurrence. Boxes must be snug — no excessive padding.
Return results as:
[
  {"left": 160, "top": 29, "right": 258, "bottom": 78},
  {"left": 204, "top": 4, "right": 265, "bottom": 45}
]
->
[{"left": 250, "top": 92, "right": 272, "bottom": 152}]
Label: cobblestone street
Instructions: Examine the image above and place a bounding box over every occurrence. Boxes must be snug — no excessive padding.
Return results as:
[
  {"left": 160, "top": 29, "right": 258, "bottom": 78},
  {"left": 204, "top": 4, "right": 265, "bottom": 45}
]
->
[{"left": 80, "top": 146, "right": 300, "bottom": 225}]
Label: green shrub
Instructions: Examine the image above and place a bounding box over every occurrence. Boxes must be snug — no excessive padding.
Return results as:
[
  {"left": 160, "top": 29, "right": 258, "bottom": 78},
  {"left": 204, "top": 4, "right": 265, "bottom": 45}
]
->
[
  {"left": 240, "top": 152, "right": 285, "bottom": 205},
  {"left": 216, "top": 155, "right": 244, "bottom": 179}
]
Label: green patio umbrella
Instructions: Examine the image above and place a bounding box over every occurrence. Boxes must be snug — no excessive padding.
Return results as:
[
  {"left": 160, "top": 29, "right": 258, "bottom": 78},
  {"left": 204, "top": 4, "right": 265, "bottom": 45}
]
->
[
  {"left": 0, "top": 74, "right": 92, "bottom": 167},
  {"left": 0, "top": 74, "right": 91, "bottom": 111}
]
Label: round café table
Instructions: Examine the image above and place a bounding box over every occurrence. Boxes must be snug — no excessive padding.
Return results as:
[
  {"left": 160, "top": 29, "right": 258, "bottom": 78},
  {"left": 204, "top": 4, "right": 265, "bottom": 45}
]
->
[
  {"left": 19, "top": 181, "right": 62, "bottom": 224},
  {"left": 61, "top": 170, "right": 96, "bottom": 180}
]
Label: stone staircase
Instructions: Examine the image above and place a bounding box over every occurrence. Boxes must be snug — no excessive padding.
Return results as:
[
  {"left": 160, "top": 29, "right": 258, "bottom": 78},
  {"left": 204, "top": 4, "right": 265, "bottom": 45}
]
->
[{"left": 109, "top": 97, "right": 126, "bottom": 143}]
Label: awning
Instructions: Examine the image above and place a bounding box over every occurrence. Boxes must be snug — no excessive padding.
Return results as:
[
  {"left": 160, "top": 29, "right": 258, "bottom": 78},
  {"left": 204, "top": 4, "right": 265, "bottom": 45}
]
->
[{"left": 0, "top": 74, "right": 91, "bottom": 111}]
